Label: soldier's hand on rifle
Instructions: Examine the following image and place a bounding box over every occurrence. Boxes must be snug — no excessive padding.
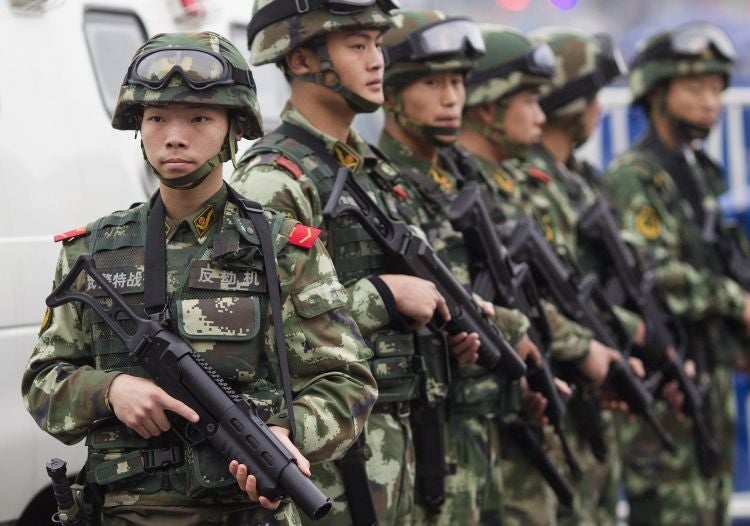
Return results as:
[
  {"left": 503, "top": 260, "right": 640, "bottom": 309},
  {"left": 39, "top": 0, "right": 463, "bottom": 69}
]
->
[
  {"left": 742, "top": 293, "right": 750, "bottom": 337},
  {"left": 229, "top": 426, "right": 311, "bottom": 509},
  {"left": 520, "top": 378, "right": 548, "bottom": 426},
  {"left": 632, "top": 320, "right": 647, "bottom": 347},
  {"left": 577, "top": 339, "right": 619, "bottom": 387},
  {"left": 514, "top": 334, "right": 542, "bottom": 365},
  {"left": 380, "top": 274, "right": 450, "bottom": 329},
  {"left": 108, "top": 374, "right": 200, "bottom": 439},
  {"left": 448, "top": 331, "right": 480, "bottom": 365}
]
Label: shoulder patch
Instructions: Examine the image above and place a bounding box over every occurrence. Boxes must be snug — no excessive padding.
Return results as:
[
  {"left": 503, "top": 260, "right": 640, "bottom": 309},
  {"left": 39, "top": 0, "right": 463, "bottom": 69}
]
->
[
  {"left": 288, "top": 224, "right": 321, "bottom": 249},
  {"left": 527, "top": 167, "right": 552, "bottom": 184},
  {"left": 54, "top": 227, "right": 88, "bottom": 243},
  {"left": 634, "top": 205, "right": 661, "bottom": 240},
  {"left": 275, "top": 155, "right": 304, "bottom": 180}
]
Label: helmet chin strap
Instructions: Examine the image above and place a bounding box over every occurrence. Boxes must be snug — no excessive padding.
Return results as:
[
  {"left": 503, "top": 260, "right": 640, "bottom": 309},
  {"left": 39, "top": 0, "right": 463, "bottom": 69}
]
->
[
  {"left": 655, "top": 89, "right": 712, "bottom": 144},
  {"left": 386, "top": 90, "right": 459, "bottom": 147},
  {"left": 294, "top": 37, "right": 381, "bottom": 114},
  {"left": 464, "top": 99, "right": 531, "bottom": 160},
  {"left": 142, "top": 120, "right": 239, "bottom": 190}
]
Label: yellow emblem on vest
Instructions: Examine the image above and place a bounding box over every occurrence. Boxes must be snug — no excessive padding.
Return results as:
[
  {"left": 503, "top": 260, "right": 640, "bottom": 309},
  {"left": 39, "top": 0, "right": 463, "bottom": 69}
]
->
[
  {"left": 333, "top": 142, "right": 362, "bottom": 171},
  {"left": 541, "top": 214, "right": 555, "bottom": 242},
  {"left": 164, "top": 222, "right": 171, "bottom": 238},
  {"left": 193, "top": 204, "right": 216, "bottom": 237},
  {"left": 492, "top": 170, "right": 516, "bottom": 194},
  {"left": 635, "top": 205, "right": 661, "bottom": 240},
  {"left": 40, "top": 307, "right": 52, "bottom": 333},
  {"left": 428, "top": 167, "right": 455, "bottom": 193}
]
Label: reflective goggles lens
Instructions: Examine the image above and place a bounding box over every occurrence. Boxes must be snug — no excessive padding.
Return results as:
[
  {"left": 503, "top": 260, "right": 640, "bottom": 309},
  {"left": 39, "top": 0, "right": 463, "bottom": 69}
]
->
[
  {"left": 671, "top": 22, "right": 736, "bottom": 61},
  {"left": 527, "top": 43, "right": 556, "bottom": 76},
  {"left": 127, "top": 47, "right": 254, "bottom": 91},
  {"left": 415, "top": 18, "right": 485, "bottom": 59},
  {"left": 324, "top": 0, "right": 399, "bottom": 14},
  {"left": 593, "top": 33, "right": 627, "bottom": 83}
]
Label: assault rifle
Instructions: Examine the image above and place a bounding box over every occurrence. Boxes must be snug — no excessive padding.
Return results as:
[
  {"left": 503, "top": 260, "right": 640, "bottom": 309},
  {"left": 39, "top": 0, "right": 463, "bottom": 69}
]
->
[
  {"left": 46, "top": 254, "right": 332, "bottom": 521},
  {"left": 703, "top": 207, "right": 750, "bottom": 290},
  {"left": 578, "top": 200, "right": 720, "bottom": 476},
  {"left": 449, "top": 182, "right": 581, "bottom": 498},
  {"left": 322, "top": 167, "right": 526, "bottom": 380},
  {"left": 506, "top": 218, "right": 677, "bottom": 455}
]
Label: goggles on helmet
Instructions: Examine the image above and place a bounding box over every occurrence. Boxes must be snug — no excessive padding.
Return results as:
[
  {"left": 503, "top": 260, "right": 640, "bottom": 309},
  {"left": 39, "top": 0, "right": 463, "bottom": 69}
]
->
[
  {"left": 634, "top": 21, "right": 736, "bottom": 65},
  {"left": 383, "top": 17, "right": 485, "bottom": 67},
  {"left": 247, "top": 0, "right": 400, "bottom": 45},
  {"left": 540, "top": 33, "right": 626, "bottom": 114},
  {"left": 125, "top": 47, "right": 255, "bottom": 91},
  {"left": 466, "top": 43, "right": 556, "bottom": 87}
]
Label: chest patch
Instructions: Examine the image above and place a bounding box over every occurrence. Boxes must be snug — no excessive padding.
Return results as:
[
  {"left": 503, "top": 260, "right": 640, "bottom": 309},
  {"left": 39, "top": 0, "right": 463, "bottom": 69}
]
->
[
  {"left": 492, "top": 170, "right": 516, "bottom": 194},
  {"left": 85, "top": 266, "right": 144, "bottom": 296},
  {"left": 333, "top": 142, "right": 362, "bottom": 171},
  {"left": 188, "top": 261, "right": 266, "bottom": 292},
  {"left": 193, "top": 204, "right": 216, "bottom": 238},
  {"left": 635, "top": 205, "right": 661, "bottom": 240}
]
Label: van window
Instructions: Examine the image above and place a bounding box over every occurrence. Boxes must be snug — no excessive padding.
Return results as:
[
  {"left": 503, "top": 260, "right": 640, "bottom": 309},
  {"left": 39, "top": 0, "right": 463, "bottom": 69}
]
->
[
  {"left": 83, "top": 9, "right": 147, "bottom": 117},
  {"left": 231, "top": 23, "right": 290, "bottom": 129}
]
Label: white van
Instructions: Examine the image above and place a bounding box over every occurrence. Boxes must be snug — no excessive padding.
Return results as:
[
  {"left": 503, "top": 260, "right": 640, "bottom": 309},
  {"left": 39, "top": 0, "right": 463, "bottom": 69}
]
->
[{"left": 0, "top": 1, "right": 290, "bottom": 523}]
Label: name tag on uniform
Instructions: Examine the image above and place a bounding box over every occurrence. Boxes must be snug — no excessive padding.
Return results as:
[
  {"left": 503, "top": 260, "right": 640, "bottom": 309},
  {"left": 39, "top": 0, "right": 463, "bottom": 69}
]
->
[
  {"left": 85, "top": 266, "right": 144, "bottom": 296},
  {"left": 188, "top": 261, "right": 266, "bottom": 292}
]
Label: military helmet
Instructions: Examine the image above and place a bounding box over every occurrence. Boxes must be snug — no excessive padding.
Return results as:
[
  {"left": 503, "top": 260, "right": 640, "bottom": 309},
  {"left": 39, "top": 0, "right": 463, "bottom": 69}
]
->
[
  {"left": 530, "top": 27, "right": 626, "bottom": 117},
  {"left": 465, "top": 24, "right": 555, "bottom": 107},
  {"left": 247, "top": 0, "right": 396, "bottom": 66},
  {"left": 629, "top": 21, "right": 735, "bottom": 107},
  {"left": 382, "top": 9, "right": 485, "bottom": 87},
  {"left": 112, "top": 31, "right": 263, "bottom": 140}
]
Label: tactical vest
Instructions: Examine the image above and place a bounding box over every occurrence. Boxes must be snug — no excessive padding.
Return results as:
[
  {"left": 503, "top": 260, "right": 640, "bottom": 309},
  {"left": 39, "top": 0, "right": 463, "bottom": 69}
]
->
[
  {"left": 82, "top": 198, "right": 279, "bottom": 500},
  {"left": 242, "top": 131, "right": 428, "bottom": 404}
]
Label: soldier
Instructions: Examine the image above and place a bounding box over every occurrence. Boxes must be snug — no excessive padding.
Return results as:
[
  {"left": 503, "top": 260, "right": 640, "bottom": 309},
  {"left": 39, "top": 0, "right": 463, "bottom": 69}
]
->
[
  {"left": 604, "top": 21, "right": 750, "bottom": 526},
  {"left": 21, "top": 31, "right": 377, "bottom": 526},
  {"left": 456, "top": 25, "right": 626, "bottom": 525},
  {"left": 231, "top": 2, "right": 468, "bottom": 525}
]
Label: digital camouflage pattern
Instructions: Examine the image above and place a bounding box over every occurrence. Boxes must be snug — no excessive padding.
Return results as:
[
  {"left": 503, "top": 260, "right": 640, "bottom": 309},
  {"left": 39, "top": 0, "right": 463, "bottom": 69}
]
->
[
  {"left": 112, "top": 32, "right": 263, "bottom": 140},
  {"left": 248, "top": 0, "right": 393, "bottom": 66},
  {"left": 22, "top": 185, "right": 377, "bottom": 520},
  {"left": 629, "top": 29, "right": 732, "bottom": 107},
  {"left": 604, "top": 135, "right": 743, "bottom": 526},
  {"left": 529, "top": 27, "right": 605, "bottom": 118},
  {"left": 231, "top": 105, "right": 426, "bottom": 526},
  {"left": 382, "top": 9, "right": 475, "bottom": 88},
  {"left": 465, "top": 25, "right": 552, "bottom": 108}
]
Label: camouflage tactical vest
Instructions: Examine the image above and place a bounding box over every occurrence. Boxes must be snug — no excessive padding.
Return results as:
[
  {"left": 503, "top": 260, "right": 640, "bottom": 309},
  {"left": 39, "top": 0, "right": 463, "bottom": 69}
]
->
[
  {"left": 242, "top": 130, "right": 430, "bottom": 404},
  {"left": 82, "top": 194, "right": 281, "bottom": 501}
]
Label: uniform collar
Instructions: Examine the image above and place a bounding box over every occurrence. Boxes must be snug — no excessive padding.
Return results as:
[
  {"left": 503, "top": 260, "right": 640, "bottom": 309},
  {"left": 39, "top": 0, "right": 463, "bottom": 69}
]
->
[
  {"left": 162, "top": 185, "right": 228, "bottom": 243},
  {"left": 378, "top": 130, "right": 456, "bottom": 193}
]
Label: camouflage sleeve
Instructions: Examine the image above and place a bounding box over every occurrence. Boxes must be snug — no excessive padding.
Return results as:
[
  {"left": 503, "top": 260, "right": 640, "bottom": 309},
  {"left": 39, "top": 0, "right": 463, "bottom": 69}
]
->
[
  {"left": 21, "top": 242, "right": 119, "bottom": 445},
  {"left": 492, "top": 305, "right": 530, "bottom": 348},
  {"left": 541, "top": 299, "right": 592, "bottom": 362},
  {"left": 613, "top": 305, "right": 642, "bottom": 343},
  {"left": 604, "top": 158, "right": 746, "bottom": 321},
  {"left": 267, "top": 224, "right": 377, "bottom": 463},
  {"left": 230, "top": 163, "right": 394, "bottom": 338}
]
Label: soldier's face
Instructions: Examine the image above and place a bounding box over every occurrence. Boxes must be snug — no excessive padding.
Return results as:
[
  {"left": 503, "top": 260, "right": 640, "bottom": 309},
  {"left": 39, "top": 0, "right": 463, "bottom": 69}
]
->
[
  {"left": 325, "top": 29, "right": 385, "bottom": 106},
  {"left": 140, "top": 104, "right": 229, "bottom": 179},
  {"left": 503, "top": 88, "right": 545, "bottom": 146},
  {"left": 400, "top": 72, "right": 465, "bottom": 143},
  {"left": 665, "top": 74, "right": 724, "bottom": 129}
]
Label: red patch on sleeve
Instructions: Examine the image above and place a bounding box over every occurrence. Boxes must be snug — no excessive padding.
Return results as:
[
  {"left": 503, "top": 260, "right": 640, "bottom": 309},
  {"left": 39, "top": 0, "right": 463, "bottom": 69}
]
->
[
  {"left": 527, "top": 167, "right": 552, "bottom": 184},
  {"left": 288, "top": 224, "right": 321, "bottom": 249},
  {"left": 275, "top": 155, "right": 303, "bottom": 180},
  {"left": 54, "top": 228, "right": 88, "bottom": 243},
  {"left": 392, "top": 184, "right": 408, "bottom": 201}
]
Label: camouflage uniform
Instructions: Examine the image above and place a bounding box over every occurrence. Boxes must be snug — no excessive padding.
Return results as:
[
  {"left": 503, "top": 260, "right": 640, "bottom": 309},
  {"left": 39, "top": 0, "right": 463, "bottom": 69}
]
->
[
  {"left": 22, "top": 32, "right": 376, "bottom": 526},
  {"left": 379, "top": 12, "right": 531, "bottom": 526},
  {"left": 603, "top": 22, "right": 744, "bottom": 525},
  {"left": 234, "top": 4, "right": 435, "bottom": 525}
]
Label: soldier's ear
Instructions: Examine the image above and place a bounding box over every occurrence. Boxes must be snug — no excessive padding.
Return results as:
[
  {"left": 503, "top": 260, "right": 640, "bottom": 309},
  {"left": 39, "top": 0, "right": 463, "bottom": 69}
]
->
[
  {"left": 474, "top": 102, "right": 495, "bottom": 125},
  {"left": 286, "top": 46, "right": 318, "bottom": 76}
]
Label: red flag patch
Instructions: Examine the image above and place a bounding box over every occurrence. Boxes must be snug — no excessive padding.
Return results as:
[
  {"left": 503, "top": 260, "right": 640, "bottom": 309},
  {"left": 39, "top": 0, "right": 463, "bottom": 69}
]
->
[
  {"left": 288, "top": 224, "right": 321, "bottom": 249},
  {"left": 527, "top": 167, "right": 552, "bottom": 184},
  {"left": 54, "top": 228, "right": 88, "bottom": 243}
]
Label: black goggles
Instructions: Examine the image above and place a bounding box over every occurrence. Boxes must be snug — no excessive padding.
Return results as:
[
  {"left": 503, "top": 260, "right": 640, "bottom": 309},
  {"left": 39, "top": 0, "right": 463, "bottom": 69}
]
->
[
  {"left": 247, "top": 0, "right": 400, "bottom": 46},
  {"left": 634, "top": 21, "right": 736, "bottom": 65},
  {"left": 540, "top": 33, "right": 626, "bottom": 113},
  {"left": 384, "top": 17, "right": 485, "bottom": 67},
  {"left": 125, "top": 47, "right": 255, "bottom": 91},
  {"left": 466, "top": 43, "right": 556, "bottom": 87}
]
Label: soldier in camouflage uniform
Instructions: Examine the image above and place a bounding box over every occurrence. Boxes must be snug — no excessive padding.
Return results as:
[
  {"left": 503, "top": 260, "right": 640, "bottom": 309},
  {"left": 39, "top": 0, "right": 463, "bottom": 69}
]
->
[
  {"left": 457, "top": 25, "right": 628, "bottom": 526},
  {"left": 604, "top": 22, "right": 750, "bottom": 526},
  {"left": 231, "top": 2, "right": 470, "bottom": 525},
  {"left": 378, "top": 11, "right": 548, "bottom": 525},
  {"left": 522, "top": 27, "right": 650, "bottom": 526},
  {"left": 21, "top": 31, "right": 377, "bottom": 526}
]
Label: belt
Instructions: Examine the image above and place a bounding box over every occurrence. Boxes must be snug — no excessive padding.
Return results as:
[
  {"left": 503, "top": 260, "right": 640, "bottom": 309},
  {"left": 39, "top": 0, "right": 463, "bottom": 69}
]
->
[{"left": 372, "top": 401, "right": 411, "bottom": 418}]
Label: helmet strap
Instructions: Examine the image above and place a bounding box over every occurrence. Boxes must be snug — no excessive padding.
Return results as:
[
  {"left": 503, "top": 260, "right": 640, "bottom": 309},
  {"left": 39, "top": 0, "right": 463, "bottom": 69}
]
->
[
  {"left": 293, "top": 37, "right": 381, "bottom": 114},
  {"left": 386, "top": 89, "right": 458, "bottom": 147},
  {"left": 656, "top": 87, "right": 712, "bottom": 143},
  {"left": 140, "top": 122, "right": 236, "bottom": 190},
  {"left": 464, "top": 99, "right": 530, "bottom": 160}
]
